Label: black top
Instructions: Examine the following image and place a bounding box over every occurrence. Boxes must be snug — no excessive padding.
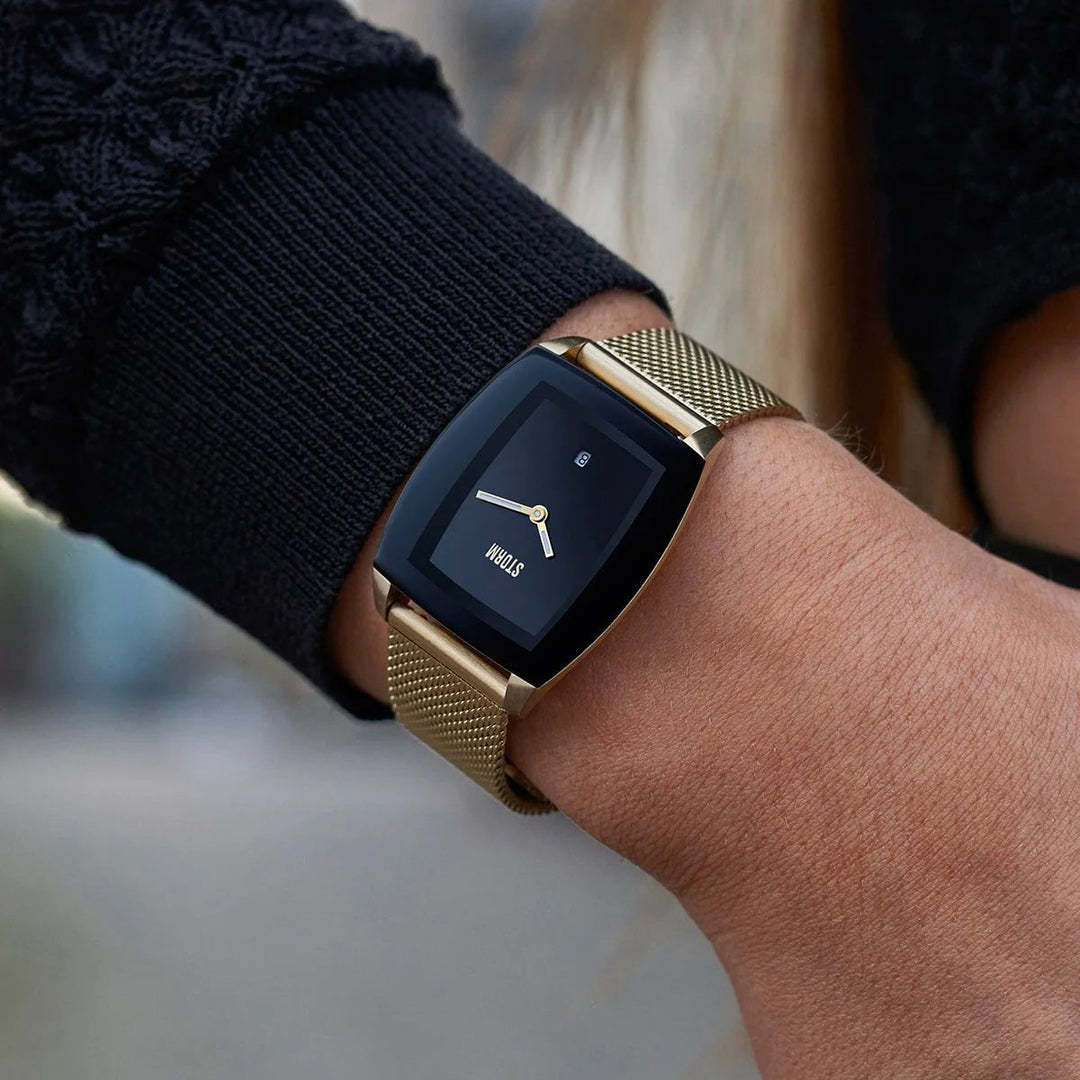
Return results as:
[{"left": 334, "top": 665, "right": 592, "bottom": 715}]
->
[
  {"left": 1, "top": 1, "right": 1077, "bottom": 717},
  {"left": 847, "top": 1, "right": 1080, "bottom": 516}
]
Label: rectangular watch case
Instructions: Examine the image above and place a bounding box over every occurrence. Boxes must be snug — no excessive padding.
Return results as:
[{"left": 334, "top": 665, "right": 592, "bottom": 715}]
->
[{"left": 374, "top": 345, "right": 705, "bottom": 689}]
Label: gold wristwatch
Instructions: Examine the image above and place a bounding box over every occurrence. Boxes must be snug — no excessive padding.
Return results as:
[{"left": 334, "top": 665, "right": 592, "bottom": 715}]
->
[{"left": 373, "top": 328, "right": 800, "bottom": 813}]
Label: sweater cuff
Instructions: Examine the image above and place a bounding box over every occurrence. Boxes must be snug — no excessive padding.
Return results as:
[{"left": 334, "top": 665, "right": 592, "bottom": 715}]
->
[{"left": 81, "top": 86, "right": 662, "bottom": 718}]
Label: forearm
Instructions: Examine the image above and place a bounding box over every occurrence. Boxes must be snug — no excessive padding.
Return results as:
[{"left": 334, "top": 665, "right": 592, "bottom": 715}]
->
[{"left": 332, "top": 293, "right": 1080, "bottom": 1076}]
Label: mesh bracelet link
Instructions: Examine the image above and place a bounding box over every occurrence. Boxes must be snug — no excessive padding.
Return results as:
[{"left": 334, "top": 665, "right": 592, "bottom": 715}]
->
[
  {"left": 603, "top": 327, "right": 798, "bottom": 431},
  {"left": 387, "top": 627, "right": 553, "bottom": 814}
]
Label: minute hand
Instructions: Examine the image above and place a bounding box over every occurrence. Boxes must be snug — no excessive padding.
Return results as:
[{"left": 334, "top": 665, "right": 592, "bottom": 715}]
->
[{"left": 475, "top": 490, "right": 535, "bottom": 515}]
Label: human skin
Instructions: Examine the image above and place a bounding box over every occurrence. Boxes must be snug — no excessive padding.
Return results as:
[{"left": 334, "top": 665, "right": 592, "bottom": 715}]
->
[
  {"left": 330, "top": 289, "right": 1080, "bottom": 1078},
  {"left": 975, "top": 284, "right": 1080, "bottom": 560}
]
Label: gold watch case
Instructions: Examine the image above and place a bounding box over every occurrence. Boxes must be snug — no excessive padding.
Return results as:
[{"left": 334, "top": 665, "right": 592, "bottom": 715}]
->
[{"left": 372, "top": 334, "right": 724, "bottom": 721}]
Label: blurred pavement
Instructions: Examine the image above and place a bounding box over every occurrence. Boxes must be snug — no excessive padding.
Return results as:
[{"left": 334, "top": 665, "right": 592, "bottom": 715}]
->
[{"left": 0, "top": 713, "right": 755, "bottom": 1080}]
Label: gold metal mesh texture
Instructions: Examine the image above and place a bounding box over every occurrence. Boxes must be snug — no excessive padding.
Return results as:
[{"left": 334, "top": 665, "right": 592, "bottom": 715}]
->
[
  {"left": 603, "top": 327, "right": 801, "bottom": 429},
  {"left": 387, "top": 628, "right": 554, "bottom": 814}
]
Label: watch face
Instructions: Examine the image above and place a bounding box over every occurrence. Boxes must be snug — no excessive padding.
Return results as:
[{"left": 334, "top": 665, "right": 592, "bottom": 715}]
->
[
  {"left": 429, "top": 391, "right": 660, "bottom": 639},
  {"left": 376, "top": 347, "right": 703, "bottom": 686}
]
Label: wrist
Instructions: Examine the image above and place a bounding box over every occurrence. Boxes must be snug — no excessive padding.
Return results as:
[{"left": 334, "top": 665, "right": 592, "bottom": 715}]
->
[
  {"left": 508, "top": 418, "right": 913, "bottom": 889},
  {"left": 514, "top": 416, "right": 1080, "bottom": 1076},
  {"left": 328, "top": 288, "right": 672, "bottom": 703},
  {"left": 330, "top": 298, "right": 1080, "bottom": 1077}
]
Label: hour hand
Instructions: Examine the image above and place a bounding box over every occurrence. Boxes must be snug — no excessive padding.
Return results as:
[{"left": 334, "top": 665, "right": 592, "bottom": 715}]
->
[
  {"left": 535, "top": 518, "right": 555, "bottom": 559},
  {"left": 475, "top": 490, "right": 534, "bottom": 516}
]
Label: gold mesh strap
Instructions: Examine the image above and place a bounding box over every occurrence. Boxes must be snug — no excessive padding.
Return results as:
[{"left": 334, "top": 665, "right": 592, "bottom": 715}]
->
[
  {"left": 387, "top": 628, "right": 554, "bottom": 814},
  {"left": 386, "top": 329, "right": 800, "bottom": 814},
  {"left": 601, "top": 327, "right": 801, "bottom": 429}
]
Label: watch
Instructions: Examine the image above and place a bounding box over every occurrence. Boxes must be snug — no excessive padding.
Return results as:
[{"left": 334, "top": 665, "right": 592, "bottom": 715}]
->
[{"left": 373, "top": 328, "right": 801, "bottom": 813}]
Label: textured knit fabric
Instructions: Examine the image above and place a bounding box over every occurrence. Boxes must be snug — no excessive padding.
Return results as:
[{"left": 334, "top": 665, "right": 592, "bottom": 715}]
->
[
  {"left": 847, "top": 1, "right": 1080, "bottom": 517},
  {"left": 82, "top": 86, "right": 660, "bottom": 715},
  {"left": 1, "top": 0, "right": 444, "bottom": 515},
  {"left": 0, "top": 2, "right": 659, "bottom": 715}
]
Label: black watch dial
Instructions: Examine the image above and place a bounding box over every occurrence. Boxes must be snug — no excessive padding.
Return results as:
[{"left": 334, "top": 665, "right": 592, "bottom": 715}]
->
[
  {"left": 376, "top": 347, "right": 704, "bottom": 687},
  {"left": 430, "top": 390, "right": 658, "bottom": 638}
]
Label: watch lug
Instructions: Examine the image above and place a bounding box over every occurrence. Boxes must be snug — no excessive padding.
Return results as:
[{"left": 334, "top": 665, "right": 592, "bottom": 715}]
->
[
  {"left": 386, "top": 604, "right": 543, "bottom": 719},
  {"left": 372, "top": 568, "right": 399, "bottom": 621},
  {"left": 503, "top": 673, "right": 541, "bottom": 717},
  {"left": 544, "top": 337, "right": 723, "bottom": 459},
  {"left": 387, "top": 604, "right": 510, "bottom": 705},
  {"left": 574, "top": 340, "right": 711, "bottom": 439},
  {"left": 683, "top": 424, "right": 723, "bottom": 460},
  {"left": 538, "top": 336, "right": 589, "bottom": 360}
]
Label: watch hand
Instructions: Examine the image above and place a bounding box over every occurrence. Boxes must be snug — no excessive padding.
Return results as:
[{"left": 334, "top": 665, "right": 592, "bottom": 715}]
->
[
  {"left": 475, "top": 490, "right": 534, "bottom": 516},
  {"left": 477, "top": 490, "right": 555, "bottom": 558},
  {"left": 535, "top": 518, "right": 555, "bottom": 559}
]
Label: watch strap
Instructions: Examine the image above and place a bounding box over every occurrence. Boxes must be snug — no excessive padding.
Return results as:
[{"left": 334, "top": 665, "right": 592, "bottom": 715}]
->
[
  {"left": 388, "top": 627, "right": 554, "bottom": 813},
  {"left": 386, "top": 328, "right": 799, "bottom": 815},
  {"left": 602, "top": 327, "right": 799, "bottom": 430}
]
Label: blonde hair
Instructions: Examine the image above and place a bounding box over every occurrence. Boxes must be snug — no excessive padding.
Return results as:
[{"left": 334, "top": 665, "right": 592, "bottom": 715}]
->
[{"left": 493, "top": 0, "right": 966, "bottom": 525}]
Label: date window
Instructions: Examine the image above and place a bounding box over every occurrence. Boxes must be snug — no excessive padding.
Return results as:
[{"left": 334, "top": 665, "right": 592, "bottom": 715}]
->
[{"left": 574, "top": 450, "right": 592, "bottom": 468}]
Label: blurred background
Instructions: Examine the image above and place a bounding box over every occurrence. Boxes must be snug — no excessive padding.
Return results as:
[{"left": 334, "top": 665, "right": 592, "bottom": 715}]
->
[{"left": 0, "top": 1, "right": 774, "bottom": 1077}]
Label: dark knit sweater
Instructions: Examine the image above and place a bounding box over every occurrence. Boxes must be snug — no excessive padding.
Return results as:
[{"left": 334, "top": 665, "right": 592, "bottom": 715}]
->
[
  {"left": 0, "top": 2, "right": 657, "bottom": 714},
  {"left": 848, "top": 1, "right": 1080, "bottom": 521},
  {"left": 2, "top": 1, "right": 1078, "bottom": 716}
]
